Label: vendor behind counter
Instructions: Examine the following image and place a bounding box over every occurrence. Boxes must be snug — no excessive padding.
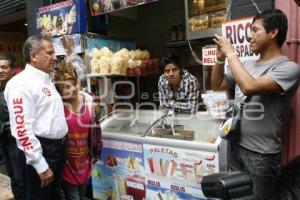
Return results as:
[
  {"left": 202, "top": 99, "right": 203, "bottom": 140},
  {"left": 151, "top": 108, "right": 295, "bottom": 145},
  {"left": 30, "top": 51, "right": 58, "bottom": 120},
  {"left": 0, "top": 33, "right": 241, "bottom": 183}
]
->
[{"left": 158, "top": 54, "right": 200, "bottom": 113}]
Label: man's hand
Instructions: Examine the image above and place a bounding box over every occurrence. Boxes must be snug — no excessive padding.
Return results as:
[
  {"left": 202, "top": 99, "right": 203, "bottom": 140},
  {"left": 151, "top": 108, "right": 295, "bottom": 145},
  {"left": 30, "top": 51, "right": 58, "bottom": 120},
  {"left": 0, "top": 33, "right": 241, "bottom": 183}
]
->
[
  {"left": 215, "top": 42, "right": 226, "bottom": 60},
  {"left": 38, "top": 167, "right": 54, "bottom": 187},
  {"left": 213, "top": 34, "right": 235, "bottom": 57}
]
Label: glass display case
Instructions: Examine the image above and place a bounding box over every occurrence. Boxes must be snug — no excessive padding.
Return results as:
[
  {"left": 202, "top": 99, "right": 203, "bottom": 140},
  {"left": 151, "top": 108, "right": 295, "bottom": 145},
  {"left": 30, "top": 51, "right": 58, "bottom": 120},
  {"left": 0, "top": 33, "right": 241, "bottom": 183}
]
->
[
  {"left": 100, "top": 109, "right": 222, "bottom": 149},
  {"left": 146, "top": 112, "right": 218, "bottom": 144},
  {"left": 185, "top": 0, "right": 227, "bottom": 40}
]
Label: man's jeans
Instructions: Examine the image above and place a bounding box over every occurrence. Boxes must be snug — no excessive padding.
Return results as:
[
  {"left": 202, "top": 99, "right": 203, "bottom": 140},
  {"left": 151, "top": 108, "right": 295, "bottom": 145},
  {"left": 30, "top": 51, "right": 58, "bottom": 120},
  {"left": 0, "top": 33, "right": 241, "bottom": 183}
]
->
[
  {"left": 228, "top": 142, "right": 280, "bottom": 200},
  {"left": 0, "top": 134, "right": 25, "bottom": 200}
]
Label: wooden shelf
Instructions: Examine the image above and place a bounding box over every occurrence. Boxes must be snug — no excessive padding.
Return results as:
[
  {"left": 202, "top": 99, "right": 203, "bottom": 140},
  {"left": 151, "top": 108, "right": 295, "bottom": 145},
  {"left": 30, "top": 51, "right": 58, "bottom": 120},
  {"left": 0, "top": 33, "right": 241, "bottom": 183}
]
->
[
  {"left": 165, "top": 40, "right": 203, "bottom": 48},
  {"left": 85, "top": 74, "right": 126, "bottom": 78},
  {"left": 186, "top": 27, "right": 222, "bottom": 40},
  {"left": 86, "top": 72, "right": 161, "bottom": 78}
]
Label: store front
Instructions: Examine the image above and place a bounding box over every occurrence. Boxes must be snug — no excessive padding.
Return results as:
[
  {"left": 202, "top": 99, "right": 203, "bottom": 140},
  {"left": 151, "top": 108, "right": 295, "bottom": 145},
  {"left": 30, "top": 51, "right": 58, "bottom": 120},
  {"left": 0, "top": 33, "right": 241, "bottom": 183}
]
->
[
  {"left": 275, "top": 0, "right": 300, "bottom": 164},
  {"left": 24, "top": 0, "right": 300, "bottom": 199},
  {"left": 0, "top": 1, "right": 27, "bottom": 67},
  {"left": 28, "top": 1, "right": 229, "bottom": 199}
]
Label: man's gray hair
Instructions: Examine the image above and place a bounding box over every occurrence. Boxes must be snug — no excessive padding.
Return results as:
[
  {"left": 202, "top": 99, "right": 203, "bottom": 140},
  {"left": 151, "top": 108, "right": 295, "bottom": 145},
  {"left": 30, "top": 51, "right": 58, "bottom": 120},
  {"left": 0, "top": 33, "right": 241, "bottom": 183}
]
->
[{"left": 23, "top": 35, "right": 52, "bottom": 64}]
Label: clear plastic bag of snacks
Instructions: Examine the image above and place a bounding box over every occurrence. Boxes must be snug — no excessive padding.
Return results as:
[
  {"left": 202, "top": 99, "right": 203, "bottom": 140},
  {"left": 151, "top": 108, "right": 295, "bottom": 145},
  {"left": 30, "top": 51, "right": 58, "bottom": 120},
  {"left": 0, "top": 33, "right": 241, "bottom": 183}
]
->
[
  {"left": 209, "top": 10, "right": 226, "bottom": 28},
  {"left": 189, "top": 14, "right": 209, "bottom": 32},
  {"left": 201, "top": 91, "right": 228, "bottom": 119}
]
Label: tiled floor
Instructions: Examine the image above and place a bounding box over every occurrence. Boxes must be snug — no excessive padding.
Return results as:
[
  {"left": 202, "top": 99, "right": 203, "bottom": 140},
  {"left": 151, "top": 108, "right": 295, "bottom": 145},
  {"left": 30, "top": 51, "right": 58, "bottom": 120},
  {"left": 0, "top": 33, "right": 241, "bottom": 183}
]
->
[
  {"left": 0, "top": 163, "right": 92, "bottom": 200},
  {"left": 0, "top": 172, "right": 13, "bottom": 200}
]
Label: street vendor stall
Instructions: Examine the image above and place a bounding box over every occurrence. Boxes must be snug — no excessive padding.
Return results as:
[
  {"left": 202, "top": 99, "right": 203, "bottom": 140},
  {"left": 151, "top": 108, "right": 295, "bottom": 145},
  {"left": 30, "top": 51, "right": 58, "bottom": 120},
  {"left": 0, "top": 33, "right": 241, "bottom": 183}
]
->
[{"left": 92, "top": 109, "right": 225, "bottom": 200}]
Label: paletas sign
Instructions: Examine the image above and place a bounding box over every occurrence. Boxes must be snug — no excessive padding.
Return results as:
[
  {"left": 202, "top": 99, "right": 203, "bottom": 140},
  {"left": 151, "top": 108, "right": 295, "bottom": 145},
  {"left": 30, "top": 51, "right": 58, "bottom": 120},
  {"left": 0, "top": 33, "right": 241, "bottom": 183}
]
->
[
  {"left": 36, "top": 0, "right": 86, "bottom": 36},
  {"left": 89, "top": 0, "right": 158, "bottom": 16},
  {"left": 143, "top": 144, "right": 219, "bottom": 199}
]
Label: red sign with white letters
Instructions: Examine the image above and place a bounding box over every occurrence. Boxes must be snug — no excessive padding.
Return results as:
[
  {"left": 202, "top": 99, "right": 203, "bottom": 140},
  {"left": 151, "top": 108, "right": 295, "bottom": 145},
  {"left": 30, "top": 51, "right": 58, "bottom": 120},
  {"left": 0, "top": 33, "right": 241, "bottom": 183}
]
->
[{"left": 202, "top": 47, "right": 217, "bottom": 66}]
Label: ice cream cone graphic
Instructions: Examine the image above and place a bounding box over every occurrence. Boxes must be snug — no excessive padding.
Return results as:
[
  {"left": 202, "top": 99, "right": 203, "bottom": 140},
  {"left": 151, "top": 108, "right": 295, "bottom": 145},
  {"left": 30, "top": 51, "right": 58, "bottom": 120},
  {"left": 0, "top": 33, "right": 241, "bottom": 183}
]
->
[{"left": 67, "top": 5, "right": 77, "bottom": 33}]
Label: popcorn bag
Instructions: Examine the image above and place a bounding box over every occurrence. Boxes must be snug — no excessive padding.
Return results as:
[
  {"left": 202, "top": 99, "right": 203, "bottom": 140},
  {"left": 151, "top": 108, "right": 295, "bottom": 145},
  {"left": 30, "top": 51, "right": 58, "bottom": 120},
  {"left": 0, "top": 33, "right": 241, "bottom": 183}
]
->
[{"left": 201, "top": 91, "right": 228, "bottom": 119}]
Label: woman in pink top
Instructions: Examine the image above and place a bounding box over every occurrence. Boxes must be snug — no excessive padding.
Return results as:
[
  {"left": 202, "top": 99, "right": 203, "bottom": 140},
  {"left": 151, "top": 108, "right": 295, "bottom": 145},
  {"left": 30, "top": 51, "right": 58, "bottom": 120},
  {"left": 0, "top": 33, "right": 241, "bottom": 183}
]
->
[{"left": 54, "top": 62, "right": 102, "bottom": 200}]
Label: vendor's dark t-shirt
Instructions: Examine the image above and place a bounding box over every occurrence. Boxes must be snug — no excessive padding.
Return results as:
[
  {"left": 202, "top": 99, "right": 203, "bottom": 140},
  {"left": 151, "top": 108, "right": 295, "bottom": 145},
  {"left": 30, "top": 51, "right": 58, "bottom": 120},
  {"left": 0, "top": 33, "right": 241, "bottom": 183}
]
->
[{"left": 225, "top": 56, "right": 300, "bottom": 154}]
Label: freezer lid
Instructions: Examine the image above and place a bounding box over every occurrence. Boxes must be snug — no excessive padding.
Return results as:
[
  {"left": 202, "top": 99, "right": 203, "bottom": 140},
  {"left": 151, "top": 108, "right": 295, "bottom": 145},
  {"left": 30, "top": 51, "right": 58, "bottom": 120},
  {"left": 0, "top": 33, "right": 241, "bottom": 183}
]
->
[{"left": 101, "top": 109, "right": 165, "bottom": 136}]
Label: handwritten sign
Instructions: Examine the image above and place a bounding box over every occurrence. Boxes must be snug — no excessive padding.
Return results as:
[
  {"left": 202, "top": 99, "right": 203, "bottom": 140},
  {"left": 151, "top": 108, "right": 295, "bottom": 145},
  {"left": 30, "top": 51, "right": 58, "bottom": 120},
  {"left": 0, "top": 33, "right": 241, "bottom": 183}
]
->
[{"left": 202, "top": 47, "right": 217, "bottom": 66}]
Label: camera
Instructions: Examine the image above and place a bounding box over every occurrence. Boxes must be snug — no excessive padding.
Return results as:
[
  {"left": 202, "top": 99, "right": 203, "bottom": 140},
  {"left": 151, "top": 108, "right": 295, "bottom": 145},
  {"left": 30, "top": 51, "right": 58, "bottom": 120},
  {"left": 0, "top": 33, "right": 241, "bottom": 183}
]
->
[{"left": 201, "top": 171, "right": 254, "bottom": 200}]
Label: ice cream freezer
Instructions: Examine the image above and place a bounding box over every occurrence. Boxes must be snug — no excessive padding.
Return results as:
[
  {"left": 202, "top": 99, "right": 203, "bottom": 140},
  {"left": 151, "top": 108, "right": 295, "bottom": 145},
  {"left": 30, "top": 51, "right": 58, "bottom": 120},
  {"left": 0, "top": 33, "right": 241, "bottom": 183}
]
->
[{"left": 92, "top": 109, "right": 227, "bottom": 200}]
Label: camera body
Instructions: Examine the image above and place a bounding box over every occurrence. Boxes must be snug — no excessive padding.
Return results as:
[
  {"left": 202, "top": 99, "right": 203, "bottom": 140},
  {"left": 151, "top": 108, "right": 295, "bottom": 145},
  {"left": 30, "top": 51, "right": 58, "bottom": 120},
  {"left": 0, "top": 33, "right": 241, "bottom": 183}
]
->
[{"left": 201, "top": 171, "right": 253, "bottom": 200}]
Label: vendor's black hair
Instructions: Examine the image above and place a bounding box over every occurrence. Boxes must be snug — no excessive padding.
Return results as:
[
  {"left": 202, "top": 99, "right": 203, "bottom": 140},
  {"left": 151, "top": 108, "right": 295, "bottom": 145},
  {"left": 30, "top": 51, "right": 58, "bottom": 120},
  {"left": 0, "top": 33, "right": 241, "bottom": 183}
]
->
[
  {"left": 160, "top": 53, "right": 182, "bottom": 71},
  {"left": 253, "top": 9, "right": 288, "bottom": 47},
  {"left": 0, "top": 55, "right": 16, "bottom": 68}
]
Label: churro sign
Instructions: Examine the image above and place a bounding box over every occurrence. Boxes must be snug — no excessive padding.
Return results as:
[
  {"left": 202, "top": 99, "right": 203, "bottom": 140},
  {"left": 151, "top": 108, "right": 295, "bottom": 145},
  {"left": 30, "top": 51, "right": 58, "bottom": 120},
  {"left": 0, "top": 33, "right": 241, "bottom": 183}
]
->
[
  {"left": 202, "top": 47, "right": 217, "bottom": 66},
  {"left": 222, "top": 17, "right": 259, "bottom": 62}
]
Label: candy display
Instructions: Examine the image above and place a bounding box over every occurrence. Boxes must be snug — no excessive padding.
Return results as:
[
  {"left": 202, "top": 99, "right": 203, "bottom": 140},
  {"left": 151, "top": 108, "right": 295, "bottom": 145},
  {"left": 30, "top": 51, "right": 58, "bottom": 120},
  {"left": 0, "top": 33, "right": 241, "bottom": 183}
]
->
[
  {"left": 189, "top": 14, "right": 209, "bottom": 32},
  {"left": 111, "top": 55, "right": 128, "bottom": 75},
  {"left": 90, "top": 47, "right": 113, "bottom": 75},
  {"left": 210, "top": 10, "right": 226, "bottom": 28},
  {"left": 98, "top": 56, "right": 112, "bottom": 74},
  {"left": 89, "top": 47, "right": 160, "bottom": 76},
  {"left": 89, "top": 0, "right": 158, "bottom": 16},
  {"left": 187, "top": 0, "right": 226, "bottom": 33},
  {"left": 189, "top": 10, "right": 226, "bottom": 32}
]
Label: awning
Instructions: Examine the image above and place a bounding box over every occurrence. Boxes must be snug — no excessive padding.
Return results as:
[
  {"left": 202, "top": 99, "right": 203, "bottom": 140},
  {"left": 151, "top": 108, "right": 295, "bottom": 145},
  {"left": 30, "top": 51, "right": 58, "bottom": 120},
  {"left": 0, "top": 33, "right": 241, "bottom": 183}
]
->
[{"left": 0, "top": 0, "right": 26, "bottom": 17}]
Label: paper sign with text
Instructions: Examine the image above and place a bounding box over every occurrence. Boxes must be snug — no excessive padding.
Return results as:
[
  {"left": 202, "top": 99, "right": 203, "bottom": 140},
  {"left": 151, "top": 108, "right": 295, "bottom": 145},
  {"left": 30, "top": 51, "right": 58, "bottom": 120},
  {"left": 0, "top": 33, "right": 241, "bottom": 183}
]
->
[
  {"left": 202, "top": 47, "right": 217, "bottom": 66},
  {"left": 222, "top": 17, "right": 259, "bottom": 62}
]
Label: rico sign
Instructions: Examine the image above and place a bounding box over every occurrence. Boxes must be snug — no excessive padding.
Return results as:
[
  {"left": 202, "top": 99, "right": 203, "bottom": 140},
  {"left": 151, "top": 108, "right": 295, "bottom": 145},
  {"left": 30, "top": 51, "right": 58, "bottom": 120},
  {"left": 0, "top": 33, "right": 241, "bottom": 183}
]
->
[{"left": 222, "top": 17, "right": 259, "bottom": 62}]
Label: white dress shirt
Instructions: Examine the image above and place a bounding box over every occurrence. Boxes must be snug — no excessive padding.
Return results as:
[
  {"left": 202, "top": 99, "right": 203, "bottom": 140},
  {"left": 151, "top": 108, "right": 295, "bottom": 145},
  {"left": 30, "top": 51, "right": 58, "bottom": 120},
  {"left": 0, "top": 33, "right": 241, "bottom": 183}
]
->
[{"left": 4, "top": 64, "right": 68, "bottom": 173}]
